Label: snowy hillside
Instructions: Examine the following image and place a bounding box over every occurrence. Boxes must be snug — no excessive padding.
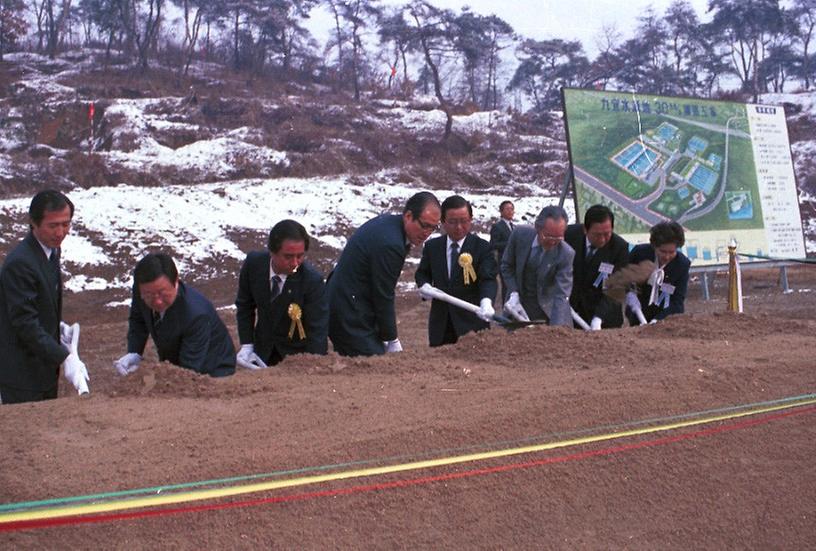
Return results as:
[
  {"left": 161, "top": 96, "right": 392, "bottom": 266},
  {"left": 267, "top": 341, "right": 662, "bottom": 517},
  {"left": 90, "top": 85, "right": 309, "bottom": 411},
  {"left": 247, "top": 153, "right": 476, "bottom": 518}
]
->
[{"left": 0, "top": 50, "right": 814, "bottom": 306}]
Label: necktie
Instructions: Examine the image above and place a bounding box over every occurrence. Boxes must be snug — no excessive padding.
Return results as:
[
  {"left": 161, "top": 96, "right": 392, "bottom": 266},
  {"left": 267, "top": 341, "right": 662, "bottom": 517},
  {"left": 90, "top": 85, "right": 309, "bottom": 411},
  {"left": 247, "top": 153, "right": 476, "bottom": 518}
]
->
[
  {"left": 586, "top": 245, "right": 596, "bottom": 261},
  {"left": 49, "top": 250, "right": 60, "bottom": 290},
  {"left": 529, "top": 246, "right": 542, "bottom": 268},
  {"left": 449, "top": 242, "right": 459, "bottom": 279},
  {"left": 152, "top": 311, "right": 163, "bottom": 328},
  {"left": 270, "top": 275, "right": 282, "bottom": 302}
]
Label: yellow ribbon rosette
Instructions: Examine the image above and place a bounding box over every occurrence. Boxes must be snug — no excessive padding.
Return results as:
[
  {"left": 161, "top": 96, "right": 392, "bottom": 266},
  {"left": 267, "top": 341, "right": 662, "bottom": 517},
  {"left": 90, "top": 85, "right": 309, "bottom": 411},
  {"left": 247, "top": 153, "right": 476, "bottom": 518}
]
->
[
  {"left": 458, "top": 252, "right": 477, "bottom": 285},
  {"left": 287, "top": 303, "right": 306, "bottom": 340}
]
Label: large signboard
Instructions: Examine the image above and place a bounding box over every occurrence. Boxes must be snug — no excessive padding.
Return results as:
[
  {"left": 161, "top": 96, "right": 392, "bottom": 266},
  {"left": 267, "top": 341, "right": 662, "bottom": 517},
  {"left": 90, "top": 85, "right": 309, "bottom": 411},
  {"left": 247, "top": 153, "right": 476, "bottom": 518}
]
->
[{"left": 562, "top": 88, "right": 806, "bottom": 266}]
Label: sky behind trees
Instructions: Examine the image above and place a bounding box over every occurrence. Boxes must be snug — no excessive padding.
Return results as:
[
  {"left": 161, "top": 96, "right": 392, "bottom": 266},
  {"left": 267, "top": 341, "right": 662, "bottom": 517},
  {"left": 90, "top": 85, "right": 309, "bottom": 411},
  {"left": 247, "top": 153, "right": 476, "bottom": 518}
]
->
[
  {"left": 308, "top": 0, "right": 713, "bottom": 56},
  {"left": 6, "top": 0, "right": 812, "bottom": 114}
]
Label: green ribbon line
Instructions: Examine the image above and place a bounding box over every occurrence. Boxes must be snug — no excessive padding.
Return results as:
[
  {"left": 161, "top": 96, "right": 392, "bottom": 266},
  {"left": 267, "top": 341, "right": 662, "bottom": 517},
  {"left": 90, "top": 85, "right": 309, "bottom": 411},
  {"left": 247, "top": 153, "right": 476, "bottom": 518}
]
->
[
  {"left": 737, "top": 252, "right": 815, "bottom": 264},
  {"left": 1, "top": 392, "right": 814, "bottom": 513}
]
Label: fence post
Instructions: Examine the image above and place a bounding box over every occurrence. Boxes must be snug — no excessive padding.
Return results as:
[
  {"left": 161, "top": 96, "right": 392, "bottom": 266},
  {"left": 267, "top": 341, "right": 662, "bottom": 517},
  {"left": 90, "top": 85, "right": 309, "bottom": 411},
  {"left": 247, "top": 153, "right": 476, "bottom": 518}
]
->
[{"left": 727, "top": 239, "right": 743, "bottom": 313}]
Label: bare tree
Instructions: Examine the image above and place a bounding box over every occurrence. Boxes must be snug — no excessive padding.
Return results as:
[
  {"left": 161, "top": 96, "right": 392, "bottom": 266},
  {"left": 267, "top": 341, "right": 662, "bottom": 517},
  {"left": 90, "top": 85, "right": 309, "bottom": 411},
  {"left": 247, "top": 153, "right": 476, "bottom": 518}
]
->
[
  {"left": 791, "top": 0, "right": 816, "bottom": 88},
  {"left": 172, "top": 0, "right": 210, "bottom": 76},
  {"left": 378, "top": 7, "right": 414, "bottom": 92},
  {"left": 43, "top": 0, "right": 73, "bottom": 58},
  {"left": 407, "top": 0, "right": 454, "bottom": 140},
  {"left": 130, "top": 0, "right": 163, "bottom": 71},
  {"left": 709, "top": 0, "right": 786, "bottom": 100},
  {"left": 0, "top": 0, "right": 27, "bottom": 60}
]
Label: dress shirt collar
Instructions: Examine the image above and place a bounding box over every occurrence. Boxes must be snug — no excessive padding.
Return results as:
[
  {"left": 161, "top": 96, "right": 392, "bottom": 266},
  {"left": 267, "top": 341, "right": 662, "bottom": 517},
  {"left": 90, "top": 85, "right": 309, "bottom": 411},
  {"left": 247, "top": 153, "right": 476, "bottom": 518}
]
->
[
  {"left": 269, "top": 259, "right": 288, "bottom": 289},
  {"left": 447, "top": 235, "right": 466, "bottom": 250},
  {"left": 34, "top": 236, "right": 55, "bottom": 260}
]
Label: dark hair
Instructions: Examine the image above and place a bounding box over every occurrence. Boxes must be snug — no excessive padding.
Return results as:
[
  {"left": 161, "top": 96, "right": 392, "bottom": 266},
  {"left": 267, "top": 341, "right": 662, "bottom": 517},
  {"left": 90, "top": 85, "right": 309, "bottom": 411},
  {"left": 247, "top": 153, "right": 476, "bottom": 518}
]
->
[
  {"left": 440, "top": 195, "right": 472, "bottom": 222},
  {"left": 403, "top": 191, "right": 440, "bottom": 219},
  {"left": 268, "top": 219, "right": 310, "bottom": 253},
  {"left": 583, "top": 204, "right": 614, "bottom": 230},
  {"left": 534, "top": 205, "right": 568, "bottom": 229},
  {"left": 650, "top": 221, "right": 685, "bottom": 248},
  {"left": 134, "top": 253, "right": 179, "bottom": 286},
  {"left": 29, "top": 190, "right": 74, "bottom": 226},
  {"left": 499, "top": 200, "right": 514, "bottom": 211}
]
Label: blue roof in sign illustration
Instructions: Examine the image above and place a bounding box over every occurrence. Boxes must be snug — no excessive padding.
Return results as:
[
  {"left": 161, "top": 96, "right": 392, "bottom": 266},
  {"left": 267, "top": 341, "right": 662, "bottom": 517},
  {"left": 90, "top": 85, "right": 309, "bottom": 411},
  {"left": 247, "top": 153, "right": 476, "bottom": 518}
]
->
[
  {"left": 655, "top": 123, "right": 678, "bottom": 142},
  {"left": 687, "top": 136, "right": 708, "bottom": 155},
  {"left": 688, "top": 164, "right": 718, "bottom": 195}
]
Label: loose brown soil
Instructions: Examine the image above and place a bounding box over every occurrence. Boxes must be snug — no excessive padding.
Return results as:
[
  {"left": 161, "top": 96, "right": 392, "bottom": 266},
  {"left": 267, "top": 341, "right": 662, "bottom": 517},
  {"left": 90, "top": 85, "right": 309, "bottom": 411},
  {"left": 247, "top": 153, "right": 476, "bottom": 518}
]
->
[{"left": 1, "top": 265, "right": 815, "bottom": 549}]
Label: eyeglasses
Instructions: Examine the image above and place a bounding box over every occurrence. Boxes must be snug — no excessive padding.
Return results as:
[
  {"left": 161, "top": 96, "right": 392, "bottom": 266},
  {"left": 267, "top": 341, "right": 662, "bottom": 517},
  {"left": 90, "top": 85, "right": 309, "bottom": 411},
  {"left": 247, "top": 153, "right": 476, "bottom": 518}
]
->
[
  {"left": 444, "top": 218, "right": 471, "bottom": 227},
  {"left": 416, "top": 218, "right": 440, "bottom": 232},
  {"left": 140, "top": 288, "right": 176, "bottom": 302},
  {"left": 539, "top": 234, "right": 564, "bottom": 242}
]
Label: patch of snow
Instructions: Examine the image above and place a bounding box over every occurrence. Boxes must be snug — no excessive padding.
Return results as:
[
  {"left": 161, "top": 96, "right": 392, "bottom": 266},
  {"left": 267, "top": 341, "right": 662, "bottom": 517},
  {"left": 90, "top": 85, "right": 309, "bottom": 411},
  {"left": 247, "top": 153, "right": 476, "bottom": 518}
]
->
[
  {"left": 61, "top": 233, "right": 110, "bottom": 266},
  {"left": 760, "top": 91, "right": 816, "bottom": 118},
  {"left": 453, "top": 111, "right": 511, "bottom": 133},
  {"left": 100, "top": 99, "right": 288, "bottom": 175},
  {"left": 0, "top": 176, "right": 562, "bottom": 293},
  {"left": 64, "top": 274, "right": 110, "bottom": 292},
  {"left": 387, "top": 107, "right": 448, "bottom": 132},
  {"left": 0, "top": 153, "right": 16, "bottom": 178}
]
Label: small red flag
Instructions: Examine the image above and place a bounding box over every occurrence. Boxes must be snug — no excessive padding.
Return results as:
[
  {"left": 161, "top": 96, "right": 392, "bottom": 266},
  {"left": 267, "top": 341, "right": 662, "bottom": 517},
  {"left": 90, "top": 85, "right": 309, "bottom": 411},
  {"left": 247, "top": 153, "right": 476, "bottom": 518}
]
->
[{"left": 88, "top": 102, "right": 95, "bottom": 121}]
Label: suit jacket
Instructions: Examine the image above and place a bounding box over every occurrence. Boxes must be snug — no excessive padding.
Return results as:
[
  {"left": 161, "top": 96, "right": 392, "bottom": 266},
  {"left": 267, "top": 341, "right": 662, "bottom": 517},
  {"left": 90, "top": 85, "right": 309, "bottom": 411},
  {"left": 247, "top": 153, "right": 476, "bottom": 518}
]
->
[
  {"left": 489, "top": 219, "right": 513, "bottom": 258},
  {"left": 327, "top": 214, "right": 408, "bottom": 356},
  {"left": 0, "top": 233, "right": 68, "bottom": 391},
  {"left": 235, "top": 252, "right": 328, "bottom": 361},
  {"left": 627, "top": 244, "right": 691, "bottom": 323},
  {"left": 565, "top": 223, "right": 629, "bottom": 328},
  {"left": 500, "top": 225, "right": 575, "bottom": 327},
  {"left": 415, "top": 233, "right": 498, "bottom": 346},
  {"left": 127, "top": 281, "right": 236, "bottom": 377}
]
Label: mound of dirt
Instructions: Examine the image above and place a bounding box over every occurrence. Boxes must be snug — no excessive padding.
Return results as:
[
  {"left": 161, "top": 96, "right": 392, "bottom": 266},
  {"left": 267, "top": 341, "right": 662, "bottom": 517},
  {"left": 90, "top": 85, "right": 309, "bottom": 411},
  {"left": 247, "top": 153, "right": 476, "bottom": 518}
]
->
[{"left": 2, "top": 276, "right": 815, "bottom": 548}]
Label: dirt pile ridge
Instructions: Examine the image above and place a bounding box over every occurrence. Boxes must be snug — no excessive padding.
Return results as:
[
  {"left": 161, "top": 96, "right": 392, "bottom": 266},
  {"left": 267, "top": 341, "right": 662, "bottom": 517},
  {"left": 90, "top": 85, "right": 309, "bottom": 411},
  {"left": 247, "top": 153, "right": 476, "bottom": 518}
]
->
[{"left": 2, "top": 280, "right": 815, "bottom": 548}]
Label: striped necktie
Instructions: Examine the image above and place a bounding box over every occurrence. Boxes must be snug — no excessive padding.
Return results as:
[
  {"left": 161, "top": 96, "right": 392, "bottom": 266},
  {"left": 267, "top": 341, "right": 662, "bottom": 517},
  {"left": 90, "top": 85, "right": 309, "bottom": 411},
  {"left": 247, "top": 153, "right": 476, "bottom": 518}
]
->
[{"left": 270, "top": 275, "right": 282, "bottom": 302}]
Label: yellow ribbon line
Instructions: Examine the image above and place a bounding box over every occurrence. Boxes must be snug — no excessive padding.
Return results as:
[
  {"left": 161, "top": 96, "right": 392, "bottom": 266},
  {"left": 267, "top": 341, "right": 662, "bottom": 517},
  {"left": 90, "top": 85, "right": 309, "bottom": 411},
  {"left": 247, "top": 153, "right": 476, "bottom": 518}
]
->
[{"left": 2, "top": 397, "right": 813, "bottom": 524}]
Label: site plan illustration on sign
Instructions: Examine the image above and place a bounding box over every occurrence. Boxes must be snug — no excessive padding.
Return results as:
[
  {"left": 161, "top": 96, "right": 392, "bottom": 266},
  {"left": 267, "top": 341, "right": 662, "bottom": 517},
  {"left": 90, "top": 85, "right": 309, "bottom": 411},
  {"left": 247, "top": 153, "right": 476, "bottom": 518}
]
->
[{"left": 561, "top": 88, "right": 806, "bottom": 266}]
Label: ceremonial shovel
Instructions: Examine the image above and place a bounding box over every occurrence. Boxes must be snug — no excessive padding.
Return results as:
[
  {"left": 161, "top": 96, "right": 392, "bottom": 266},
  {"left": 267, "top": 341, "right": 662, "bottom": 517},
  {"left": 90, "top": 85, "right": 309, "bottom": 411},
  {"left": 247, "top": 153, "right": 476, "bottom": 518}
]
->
[{"left": 418, "top": 285, "right": 548, "bottom": 330}]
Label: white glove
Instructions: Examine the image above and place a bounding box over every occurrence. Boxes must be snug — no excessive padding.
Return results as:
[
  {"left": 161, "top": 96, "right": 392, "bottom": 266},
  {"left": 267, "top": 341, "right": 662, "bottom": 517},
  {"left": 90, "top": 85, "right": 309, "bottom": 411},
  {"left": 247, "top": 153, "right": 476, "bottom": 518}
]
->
[
  {"left": 590, "top": 316, "right": 602, "bottom": 331},
  {"left": 383, "top": 338, "right": 403, "bottom": 353},
  {"left": 114, "top": 352, "right": 142, "bottom": 376},
  {"left": 504, "top": 292, "right": 530, "bottom": 322},
  {"left": 626, "top": 292, "right": 648, "bottom": 325},
  {"left": 236, "top": 344, "right": 268, "bottom": 370},
  {"left": 418, "top": 283, "right": 436, "bottom": 300},
  {"left": 59, "top": 321, "right": 74, "bottom": 352},
  {"left": 625, "top": 291, "right": 641, "bottom": 311},
  {"left": 63, "top": 353, "right": 89, "bottom": 395},
  {"left": 477, "top": 297, "right": 495, "bottom": 322}
]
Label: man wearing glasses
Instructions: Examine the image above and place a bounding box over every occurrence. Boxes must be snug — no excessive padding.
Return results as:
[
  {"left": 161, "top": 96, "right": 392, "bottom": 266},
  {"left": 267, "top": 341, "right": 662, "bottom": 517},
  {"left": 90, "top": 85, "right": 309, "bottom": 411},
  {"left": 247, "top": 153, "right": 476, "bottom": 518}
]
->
[
  {"left": 114, "top": 253, "right": 236, "bottom": 377},
  {"left": 415, "top": 195, "right": 497, "bottom": 347},
  {"left": 327, "top": 191, "right": 441, "bottom": 356},
  {"left": 500, "top": 205, "right": 574, "bottom": 326}
]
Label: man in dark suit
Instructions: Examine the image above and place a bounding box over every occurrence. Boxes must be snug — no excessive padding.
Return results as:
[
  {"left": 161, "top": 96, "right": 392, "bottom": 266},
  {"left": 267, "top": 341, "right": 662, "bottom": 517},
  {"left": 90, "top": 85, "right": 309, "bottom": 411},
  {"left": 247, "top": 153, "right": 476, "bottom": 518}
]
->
[
  {"left": 416, "top": 195, "right": 498, "bottom": 347},
  {"left": 328, "top": 191, "right": 441, "bottom": 356},
  {"left": 235, "top": 220, "right": 328, "bottom": 368},
  {"left": 0, "top": 190, "right": 86, "bottom": 404},
  {"left": 565, "top": 204, "right": 629, "bottom": 330},
  {"left": 489, "top": 200, "right": 515, "bottom": 302},
  {"left": 114, "top": 253, "right": 235, "bottom": 377},
  {"left": 500, "top": 205, "right": 574, "bottom": 326}
]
